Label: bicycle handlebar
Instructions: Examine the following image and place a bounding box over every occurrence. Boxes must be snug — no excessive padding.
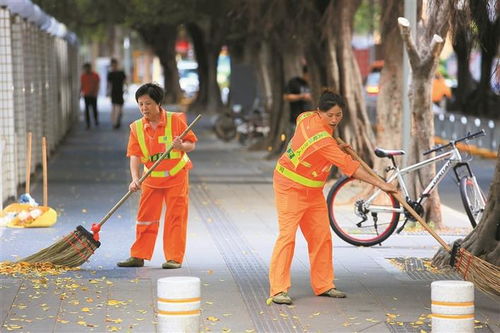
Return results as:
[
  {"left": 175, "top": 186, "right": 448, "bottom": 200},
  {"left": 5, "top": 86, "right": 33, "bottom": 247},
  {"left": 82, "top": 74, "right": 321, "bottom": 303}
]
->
[{"left": 423, "top": 129, "right": 485, "bottom": 156}]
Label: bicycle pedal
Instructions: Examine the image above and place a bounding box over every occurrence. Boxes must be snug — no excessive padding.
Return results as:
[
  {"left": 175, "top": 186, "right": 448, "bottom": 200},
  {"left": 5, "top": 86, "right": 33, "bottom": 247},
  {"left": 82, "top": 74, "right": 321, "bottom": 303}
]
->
[{"left": 396, "top": 219, "right": 409, "bottom": 234}]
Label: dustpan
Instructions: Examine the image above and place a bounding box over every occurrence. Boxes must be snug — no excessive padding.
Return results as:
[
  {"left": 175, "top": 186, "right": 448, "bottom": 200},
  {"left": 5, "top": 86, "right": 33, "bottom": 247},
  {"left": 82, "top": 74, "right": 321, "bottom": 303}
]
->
[
  {"left": 5, "top": 204, "right": 57, "bottom": 228},
  {"left": 4, "top": 136, "right": 57, "bottom": 228}
]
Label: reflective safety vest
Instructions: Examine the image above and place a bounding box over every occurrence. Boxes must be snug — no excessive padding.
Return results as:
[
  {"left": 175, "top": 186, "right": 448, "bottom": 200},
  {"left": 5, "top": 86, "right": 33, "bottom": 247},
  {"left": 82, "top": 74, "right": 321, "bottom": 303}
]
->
[
  {"left": 134, "top": 112, "right": 190, "bottom": 178},
  {"left": 278, "top": 112, "right": 331, "bottom": 188}
]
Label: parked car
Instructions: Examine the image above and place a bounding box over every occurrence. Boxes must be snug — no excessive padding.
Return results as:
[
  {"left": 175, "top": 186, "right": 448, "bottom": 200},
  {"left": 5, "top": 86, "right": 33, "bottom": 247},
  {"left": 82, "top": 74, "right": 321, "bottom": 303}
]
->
[{"left": 178, "top": 60, "right": 199, "bottom": 97}]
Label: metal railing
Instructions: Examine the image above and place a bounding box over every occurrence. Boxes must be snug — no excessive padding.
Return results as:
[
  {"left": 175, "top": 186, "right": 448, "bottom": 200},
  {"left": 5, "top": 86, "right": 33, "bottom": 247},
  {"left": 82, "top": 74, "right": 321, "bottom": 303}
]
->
[
  {"left": 0, "top": 4, "right": 79, "bottom": 205},
  {"left": 434, "top": 112, "right": 499, "bottom": 154}
]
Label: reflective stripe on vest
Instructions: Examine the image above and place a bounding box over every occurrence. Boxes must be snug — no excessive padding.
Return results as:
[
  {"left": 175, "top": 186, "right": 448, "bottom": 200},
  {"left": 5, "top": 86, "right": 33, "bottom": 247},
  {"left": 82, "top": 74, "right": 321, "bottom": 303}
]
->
[
  {"left": 134, "top": 112, "right": 181, "bottom": 163},
  {"left": 275, "top": 162, "right": 325, "bottom": 188},
  {"left": 158, "top": 112, "right": 181, "bottom": 159},
  {"left": 144, "top": 153, "right": 190, "bottom": 178},
  {"left": 135, "top": 119, "right": 149, "bottom": 163},
  {"left": 296, "top": 111, "right": 314, "bottom": 124},
  {"left": 286, "top": 131, "right": 330, "bottom": 168}
]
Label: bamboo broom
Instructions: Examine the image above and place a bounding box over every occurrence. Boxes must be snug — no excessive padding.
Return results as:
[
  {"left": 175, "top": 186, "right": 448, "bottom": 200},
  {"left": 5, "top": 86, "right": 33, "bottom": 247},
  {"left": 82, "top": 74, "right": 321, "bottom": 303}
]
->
[
  {"left": 20, "top": 115, "right": 202, "bottom": 268},
  {"left": 335, "top": 137, "right": 500, "bottom": 296}
]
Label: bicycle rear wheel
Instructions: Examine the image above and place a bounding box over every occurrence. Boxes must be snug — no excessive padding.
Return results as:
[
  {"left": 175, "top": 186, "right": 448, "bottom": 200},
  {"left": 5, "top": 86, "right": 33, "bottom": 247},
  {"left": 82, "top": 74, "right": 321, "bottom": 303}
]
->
[
  {"left": 327, "top": 176, "right": 400, "bottom": 246},
  {"left": 459, "top": 176, "right": 486, "bottom": 228}
]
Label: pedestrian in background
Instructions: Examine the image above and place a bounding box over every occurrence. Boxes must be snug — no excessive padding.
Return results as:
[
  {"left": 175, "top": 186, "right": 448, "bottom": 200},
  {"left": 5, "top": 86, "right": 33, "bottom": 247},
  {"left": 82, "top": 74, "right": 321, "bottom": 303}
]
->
[
  {"left": 269, "top": 90, "right": 397, "bottom": 305},
  {"left": 80, "top": 63, "right": 100, "bottom": 129},
  {"left": 283, "top": 65, "right": 313, "bottom": 129},
  {"left": 117, "top": 83, "right": 197, "bottom": 269},
  {"left": 107, "top": 58, "right": 127, "bottom": 129}
]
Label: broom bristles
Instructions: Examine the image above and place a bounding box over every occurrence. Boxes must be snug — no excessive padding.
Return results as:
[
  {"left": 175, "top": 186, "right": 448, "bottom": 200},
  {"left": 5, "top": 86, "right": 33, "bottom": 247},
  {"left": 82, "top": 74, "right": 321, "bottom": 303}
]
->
[
  {"left": 20, "top": 226, "right": 101, "bottom": 268},
  {"left": 455, "top": 248, "right": 500, "bottom": 296}
]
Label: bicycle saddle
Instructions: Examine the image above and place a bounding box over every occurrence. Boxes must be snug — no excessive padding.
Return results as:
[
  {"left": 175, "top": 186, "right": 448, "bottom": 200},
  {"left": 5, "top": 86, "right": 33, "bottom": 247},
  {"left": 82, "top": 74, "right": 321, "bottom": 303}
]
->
[{"left": 374, "top": 148, "right": 406, "bottom": 158}]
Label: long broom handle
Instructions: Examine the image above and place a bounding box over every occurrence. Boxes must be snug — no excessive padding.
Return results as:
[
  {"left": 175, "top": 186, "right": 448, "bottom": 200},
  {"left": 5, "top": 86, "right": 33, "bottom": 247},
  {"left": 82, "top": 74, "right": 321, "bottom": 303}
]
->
[
  {"left": 97, "top": 114, "right": 202, "bottom": 228},
  {"left": 335, "top": 137, "right": 451, "bottom": 251},
  {"left": 42, "top": 137, "right": 48, "bottom": 207},
  {"left": 25, "top": 132, "right": 32, "bottom": 193}
]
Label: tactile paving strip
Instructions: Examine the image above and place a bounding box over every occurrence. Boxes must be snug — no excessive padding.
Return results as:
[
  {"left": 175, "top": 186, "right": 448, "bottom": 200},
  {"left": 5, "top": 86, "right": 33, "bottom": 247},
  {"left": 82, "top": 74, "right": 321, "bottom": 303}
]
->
[{"left": 191, "top": 181, "right": 302, "bottom": 333}]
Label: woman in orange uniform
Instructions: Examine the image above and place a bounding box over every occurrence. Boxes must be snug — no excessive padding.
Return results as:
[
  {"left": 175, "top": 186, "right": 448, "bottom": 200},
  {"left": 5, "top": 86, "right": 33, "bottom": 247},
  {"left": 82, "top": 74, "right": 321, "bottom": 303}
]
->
[
  {"left": 117, "top": 83, "right": 197, "bottom": 269},
  {"left": 269, "top": 90, "right": 397, "bottom": 304}
]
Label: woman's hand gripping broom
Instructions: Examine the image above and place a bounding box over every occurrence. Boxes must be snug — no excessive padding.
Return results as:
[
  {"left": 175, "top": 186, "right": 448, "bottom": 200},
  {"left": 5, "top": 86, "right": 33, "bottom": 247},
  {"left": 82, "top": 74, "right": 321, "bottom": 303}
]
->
[
  {"left": 19, "top": 115, "right": 202, "bottom": 268},
  {"left": 336, "top": 137, "right": 500, "bottom": 296}
]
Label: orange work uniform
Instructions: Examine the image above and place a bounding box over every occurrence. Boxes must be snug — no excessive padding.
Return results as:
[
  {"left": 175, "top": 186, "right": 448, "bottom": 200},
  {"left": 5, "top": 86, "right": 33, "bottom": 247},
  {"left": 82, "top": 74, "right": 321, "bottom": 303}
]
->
[
  {"left": 126, "top": 109, "right": 197, "bottom": 262},
  {"left": 269, "top": 111, "right": 360, "bottom": 296}
]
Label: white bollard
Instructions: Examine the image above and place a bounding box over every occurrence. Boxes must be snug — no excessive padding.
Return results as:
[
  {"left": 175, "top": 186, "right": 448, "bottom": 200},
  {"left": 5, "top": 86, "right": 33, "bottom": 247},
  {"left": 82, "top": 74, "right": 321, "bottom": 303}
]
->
[
  {"left": 157, "top": 276, "right": 201, "bottom": 333},
  {"left": 431, "top": 280, "right": 474, "bottom": 333}
]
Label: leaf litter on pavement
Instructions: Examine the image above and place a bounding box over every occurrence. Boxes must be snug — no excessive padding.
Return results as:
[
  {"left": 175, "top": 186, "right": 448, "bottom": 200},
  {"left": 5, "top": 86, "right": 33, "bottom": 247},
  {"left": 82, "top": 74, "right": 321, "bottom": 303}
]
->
[{"left": 1, "top": 265, "right": 155, "bottom": 331}]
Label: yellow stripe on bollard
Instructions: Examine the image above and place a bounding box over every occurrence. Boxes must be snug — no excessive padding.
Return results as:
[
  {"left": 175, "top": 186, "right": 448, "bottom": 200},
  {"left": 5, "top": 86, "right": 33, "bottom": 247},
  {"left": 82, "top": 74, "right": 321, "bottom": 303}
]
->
[
  {"left": 158, "top": 297, "right": 201, "bottom": 303},
  {"left": 158, "top": 310, "right": 201, "bottom": 316},
  {"left": 431, "top": 301, "right": 474, "bottom": 307},
  {"left": 432, "top": 313, "right": 474, "bottom": 320}
]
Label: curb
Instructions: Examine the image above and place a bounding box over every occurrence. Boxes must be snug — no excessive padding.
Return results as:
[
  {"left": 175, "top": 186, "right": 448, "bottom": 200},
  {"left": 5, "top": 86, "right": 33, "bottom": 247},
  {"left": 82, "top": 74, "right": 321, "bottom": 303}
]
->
[{"left": 434, "top": 136, "right": 498, "bottom": 159}]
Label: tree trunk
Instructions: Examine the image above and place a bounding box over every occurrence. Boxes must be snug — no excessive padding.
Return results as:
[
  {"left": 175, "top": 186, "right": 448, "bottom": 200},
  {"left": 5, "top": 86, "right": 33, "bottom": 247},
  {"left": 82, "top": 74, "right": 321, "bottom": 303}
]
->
[
  {"left": 186, "top": 23, "right": 208, "bottom": 109},
  {"left": 398, "top": 1, "right": 453, "bottom": 229},
  {"left": 260, "top": 40, "right": 289, "bottom": 157},
  {"left": 374, "top": 0, "right": 404, "bottom": 173},
  {"left": 136, "top": 24, "right": 182, "bottom": 104},
  {"left": 186, "top": 22, "right": 223, "bottom": 114},
  {"left": 304, "top": 35, "right": 328, "bottom": 100},
  {"left": 324, "top": 0, "right": 376, "bottom": 166},
  {"left": 433, "top": 149, "right": 500, "bottom": 267},
  {"left": 452, "top": 26, "right": 474, "bottom": 112}
]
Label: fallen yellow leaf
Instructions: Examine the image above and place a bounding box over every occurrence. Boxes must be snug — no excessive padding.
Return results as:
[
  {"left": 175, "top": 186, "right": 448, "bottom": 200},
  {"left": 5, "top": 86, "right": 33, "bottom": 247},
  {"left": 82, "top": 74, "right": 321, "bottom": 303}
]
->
[
  {"left": 207, "top": 316, "right": 219, "bottom": 322},
  {"left": 106, "top": 318, "right": 123, "bottom": 324},
  {"left": 5, "top": 324, "right": 23, "bottom": 330}
]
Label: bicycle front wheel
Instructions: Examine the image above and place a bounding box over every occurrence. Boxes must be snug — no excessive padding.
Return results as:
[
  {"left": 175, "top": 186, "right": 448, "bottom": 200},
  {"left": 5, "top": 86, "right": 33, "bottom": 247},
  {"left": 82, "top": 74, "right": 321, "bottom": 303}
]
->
[
  {"left": 327, "top": 176, "right": 400, "bottom": 246},
  {"left": 460, "top": 176, "right": 486, "bottom": 228}
]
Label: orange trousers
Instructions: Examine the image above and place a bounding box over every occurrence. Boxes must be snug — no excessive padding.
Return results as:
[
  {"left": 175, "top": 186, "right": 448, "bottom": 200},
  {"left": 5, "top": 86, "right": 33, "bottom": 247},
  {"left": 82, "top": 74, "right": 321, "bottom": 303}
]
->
[
  {"left": 130, "top": 177, "right": 189, "bottom": 262},
  {"left": 269, "top": 180, "right": 335, "bottom": 296}
]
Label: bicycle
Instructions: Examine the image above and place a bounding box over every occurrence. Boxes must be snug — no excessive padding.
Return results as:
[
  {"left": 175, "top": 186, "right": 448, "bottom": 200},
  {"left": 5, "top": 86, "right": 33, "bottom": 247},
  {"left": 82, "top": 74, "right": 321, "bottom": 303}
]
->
[{"left": 327, "top": 130, "right": 487, "bottom": 247}]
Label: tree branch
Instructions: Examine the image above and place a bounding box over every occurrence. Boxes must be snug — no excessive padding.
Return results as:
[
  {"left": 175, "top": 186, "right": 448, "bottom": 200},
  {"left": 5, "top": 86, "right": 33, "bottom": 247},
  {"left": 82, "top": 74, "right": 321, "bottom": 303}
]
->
[{"left": 398, "top": 17, "right": 421, "bottom": 67}]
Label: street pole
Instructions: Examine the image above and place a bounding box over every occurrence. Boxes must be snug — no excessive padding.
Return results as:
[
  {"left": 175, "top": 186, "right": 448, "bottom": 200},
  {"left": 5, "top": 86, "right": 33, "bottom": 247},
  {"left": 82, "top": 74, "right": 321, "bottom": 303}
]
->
[
  {"left": 123, "top": 36, "right": 131, "bottom": 77},
  {"left": 402, "top": 0, "right": 417, "bottom": 168}
]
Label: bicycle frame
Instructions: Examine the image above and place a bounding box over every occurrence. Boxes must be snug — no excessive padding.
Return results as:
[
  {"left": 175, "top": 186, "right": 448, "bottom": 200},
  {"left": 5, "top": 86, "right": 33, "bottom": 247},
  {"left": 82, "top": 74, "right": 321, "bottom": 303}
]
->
[{"left": 363, "top": 145, "right": 468, "bottom": 215}]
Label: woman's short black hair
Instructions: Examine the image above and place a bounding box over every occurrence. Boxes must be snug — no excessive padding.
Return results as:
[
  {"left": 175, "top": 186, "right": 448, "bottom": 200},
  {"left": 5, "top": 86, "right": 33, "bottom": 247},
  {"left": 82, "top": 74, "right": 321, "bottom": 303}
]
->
[
  {"left": 318, "top": 89, "right": 345, "bottom": 111},
  {"left": 135, "top": 83, "right": 164, "bottom": 104}
]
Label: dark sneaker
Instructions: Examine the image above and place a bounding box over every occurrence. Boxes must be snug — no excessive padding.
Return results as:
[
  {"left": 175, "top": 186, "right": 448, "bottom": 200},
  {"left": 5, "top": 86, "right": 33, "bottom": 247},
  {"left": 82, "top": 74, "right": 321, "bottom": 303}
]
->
[
  {"left": 272, "top": 292, "right": 293, "bottom": 305},
  {"left": 162, "top": 260, "right": 181, "bottom": 269},
  {"left": 320, "top": 288, "right": 346, "bottom": 298},
  {"left": 117, "top": 257, "right": 144, "bottom": 267}
]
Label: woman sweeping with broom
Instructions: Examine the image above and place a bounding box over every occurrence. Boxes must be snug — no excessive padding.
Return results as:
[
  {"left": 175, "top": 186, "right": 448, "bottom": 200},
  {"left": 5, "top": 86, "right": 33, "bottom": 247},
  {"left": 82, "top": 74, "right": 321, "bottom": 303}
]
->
[
  {"left": 269, "top": 90, "right": 398, "bottom": 304},
  {"left": 117, "top": 83, "right": 197, "bottom": 269}
]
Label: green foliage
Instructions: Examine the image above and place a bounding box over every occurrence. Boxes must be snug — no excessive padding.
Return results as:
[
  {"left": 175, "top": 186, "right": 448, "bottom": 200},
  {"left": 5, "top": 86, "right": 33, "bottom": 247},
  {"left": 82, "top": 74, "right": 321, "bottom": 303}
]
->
[
  {"left": 354, "top": 0, "right": 380, "bottom": 34},
  {"left": 32, "top": 0, "right": 128, "bottom": 41}
]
